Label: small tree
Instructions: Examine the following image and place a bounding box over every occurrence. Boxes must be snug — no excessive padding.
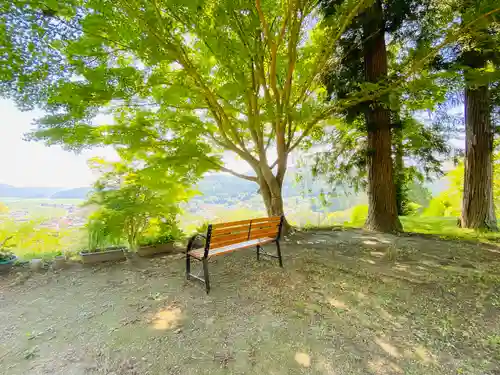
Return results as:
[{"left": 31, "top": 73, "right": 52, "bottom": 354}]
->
[{"left": 85, "top": 159, "right": 192, "bottom": 251}]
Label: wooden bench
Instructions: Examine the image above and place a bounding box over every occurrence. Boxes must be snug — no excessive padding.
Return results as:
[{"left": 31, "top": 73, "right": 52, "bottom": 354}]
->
[{"left": 186, "top": 216, "right": 284, "bottom": 293}]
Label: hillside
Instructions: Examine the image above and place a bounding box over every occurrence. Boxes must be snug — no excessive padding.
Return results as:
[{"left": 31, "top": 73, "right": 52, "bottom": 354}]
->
[
  {"left": 0, "top": 184, "right": 91, "bottom": 199},
  {"left": 1, "top": 171, "right": 447, "bottom": 207},
  {"left": 51, "top": 187, "right": 92, "bottom": 199},
  {"left": 0, "top": 184, "right": 61, "bottom": 198}
]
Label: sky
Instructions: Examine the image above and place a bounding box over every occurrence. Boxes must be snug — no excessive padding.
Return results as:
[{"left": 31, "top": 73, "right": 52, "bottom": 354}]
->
[
  {"left": 0, "top": 99, "right": 251, "bottom": 188},
  {"left": 0, "top": 99, "right": 118, "bottom": 188}
]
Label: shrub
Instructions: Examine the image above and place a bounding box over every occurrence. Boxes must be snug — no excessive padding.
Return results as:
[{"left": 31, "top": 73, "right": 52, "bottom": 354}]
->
[
  {"left": 84, "top": 160, "right": 193, "bottom": 251},
  {"left": 405, "top": 202, "right": 422, "bottom": 216},
  {"left": 86, "top": 210, "right": 124, "bottom": 251},
  {"left": 139, "top": 233, "right": 176, "bottom": 247},
  {"left": 0, "top": 236, "right": 15, "bottom": 262},
  {"left": 195, "top": 221, "right": 210, "bottom": 234},
  {"left": 422, "top": 193, "right": 460, "bottom": 217},
  {"left": 349, "top": 204, "right": 369, "bottom": 226}
]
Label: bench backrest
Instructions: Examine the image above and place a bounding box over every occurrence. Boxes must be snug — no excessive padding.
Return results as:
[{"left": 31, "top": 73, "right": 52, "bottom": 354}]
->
[{"left": 204, "top": 216, "right": 283, "bottom": 256}]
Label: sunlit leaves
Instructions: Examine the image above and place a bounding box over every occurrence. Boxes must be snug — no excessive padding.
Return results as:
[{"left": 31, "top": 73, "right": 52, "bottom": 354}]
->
[{"left": 85, "top": 158, "right": 193, "bottom": 250}]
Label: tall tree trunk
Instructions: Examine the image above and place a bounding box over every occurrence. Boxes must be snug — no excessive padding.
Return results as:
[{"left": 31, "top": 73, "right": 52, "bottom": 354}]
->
[
  {"left": 393, "top": 119, "right": 407, "bottom": 216},
  {"left": 460, "top": 52, "right": 497, "bottom": 231},
  {"left": 362, "top": 0, "right": 402, "bottom": 232},
  {"left": 255, "top": 167, "right": 290, "bottom": 233},
  {"left": 259, "top": 177, "right": 285, "bottom": 217}
]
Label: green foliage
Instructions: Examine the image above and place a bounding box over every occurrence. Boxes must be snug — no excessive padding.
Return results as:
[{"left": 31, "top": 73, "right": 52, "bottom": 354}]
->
[
  {"left": 405, "top": 202, "right": 422, "bottom": 216},
  {"left": 407, "top": 181, "right": 432, "bottom": 208},
  {"left": 423, "top": 152, "right": 500, "bottom": 219},
  {"left": 401, "top": 216, "right": 500, "bottom": 242},
  {"left": 0, "top": 0, "right": 354, "bottom": 217},
  {"left": 423, "top": 194, "right": 461, "bottom": 217},
  {"left": 139, "top": 216, "right": 183, "bottom": 246},
  {"left": 84, "top": 159, "right": 193, "bottom": 251},
  {"left": 422, "top": 164, "right": 463, "bottom": 218},
  {"left": 194, "top": 222, "right": 210, "bottom": 235},
  {"left": 0, "top": 203, "right": 79, "bottom": 260},
  {"left": 349, "top": 204, "right": 369, "bottom": 226},
  {"left": 139, "top": 233, "right": 176, "bottom": 247},
  {"left": 86, "top": 210, "right": 124, "bottom": 251},
  {"left": 5, "top": 0, "right": 469, "bottom": 221},
  {"left": 0, "top": 236, "right": 15, "bottom": 263},
  {"left": 314, "top": 0, "right": 454, "bottom": 202}
]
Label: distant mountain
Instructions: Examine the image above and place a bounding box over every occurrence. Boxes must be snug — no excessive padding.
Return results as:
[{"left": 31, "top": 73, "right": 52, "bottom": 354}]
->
[
  {"left": 0, "top": 184, "right": 91, "bottom": 199},
  {"left": 51, "top": 187, "right": 92, "bottom": 199},
  {"left": 1, "top": 169, "right": 449, "bottom": 203},
  {"left": 196, "top": 174, "right": 257, "bottom": 196},
  {"left": 192, "top": 171, "right": 365, "bottom": 212},
  {"left": 0, "top": 184, "right": 61, "bottom": 198}
]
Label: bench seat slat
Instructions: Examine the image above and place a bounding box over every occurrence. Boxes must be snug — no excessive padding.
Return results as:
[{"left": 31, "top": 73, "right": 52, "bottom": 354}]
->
[
  {"left": 210, "top": 234, "right": 252, "bottom": 249},
  {"left": 212, "top": 222, "right": 279, "bottom": 236},
  {"left": 212, "top": 226, "right": 250, "bottom": 236},
  {"left": 189, "top": 237, "right": 275, "bottom": 259},
  {"left": 212, "top": 219, "right": 252, "bottom": 230}
]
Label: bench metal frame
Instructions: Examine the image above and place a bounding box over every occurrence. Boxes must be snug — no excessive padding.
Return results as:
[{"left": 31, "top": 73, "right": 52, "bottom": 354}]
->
[{"left": 186, "top": 216, "right": 284, "bottom": 293}]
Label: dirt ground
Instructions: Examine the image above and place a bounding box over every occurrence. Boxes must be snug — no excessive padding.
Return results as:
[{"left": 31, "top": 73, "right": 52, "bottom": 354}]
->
[{"left": 1, "top": 229, "right": 499, "bottom": 375}]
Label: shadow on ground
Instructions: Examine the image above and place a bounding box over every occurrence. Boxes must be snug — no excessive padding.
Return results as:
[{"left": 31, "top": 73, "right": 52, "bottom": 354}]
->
[{"left": 1, "top": 229, "right": 499, "bottom": 375}]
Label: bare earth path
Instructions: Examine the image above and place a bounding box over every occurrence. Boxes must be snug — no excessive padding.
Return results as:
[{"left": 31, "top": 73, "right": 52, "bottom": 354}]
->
[{"left": 1, "top": 229, "right": 499, "bottom": 375}]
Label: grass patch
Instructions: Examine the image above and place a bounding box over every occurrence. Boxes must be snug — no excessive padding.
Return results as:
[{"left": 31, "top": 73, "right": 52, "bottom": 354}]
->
[{"left": 401, "top": 216, "right": 500, "bottom": 243}]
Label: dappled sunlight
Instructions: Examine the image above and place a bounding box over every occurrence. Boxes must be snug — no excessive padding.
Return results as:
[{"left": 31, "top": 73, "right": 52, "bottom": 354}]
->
[
  {"left": 363, "top": 240, "right": 390, "bottom": 250},
  {"left": 420, "top": 260, "right": 440, "bottom": 268},
  {"left": 150, "top": 306, "right": 182, "bottom": 330},
  {"left": 361, "top": 258, "right": 377, "bottom": 264},
  {"left": 415, "top": 265, "right": 429, "bottom": 271},
  {"left": 413, "top": 345, "right": 437, "bottom": 364},
  {"left": 377, "top": 307, "right": 395, "bottom": 322},
  {"left": 315, "top": 357, "right": 337, "bottom": 374},
  {"left": 370, "top": 251, "right": 385, "bottom": 258},
  {"left": 294, "top": 352, "right": 311, "bottom": 367},
  {"left": 353, "top": 236, "right": 391, "bottom": 244},
  {"left": 393, "top": 263, "right": 409, "bottom": 272},
  {"left": 374, "top": 337, "right": 401, "bottom": 358},
  {"left": 356, "top": 291, "right": 367, "bottom": 300},
  {"left": 327, "top": 297, "right": 349, "bottom": 310},
  {"left": 367, "top": 358, "right": 403, "bottom": 374}
]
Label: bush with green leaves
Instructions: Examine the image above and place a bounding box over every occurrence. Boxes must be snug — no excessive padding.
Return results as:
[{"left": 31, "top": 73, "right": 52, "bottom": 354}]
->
[
  {"left": 349, "top": 205, "right": 369, "bottom": 226},
  {"left": 405, "top": 202, "right": 422, "bottom": 216},
  {"left": 86, "top": 209, "right": 125, "bottom": 251},
  {"left": 422, "top": 164, "right": 463, "bottom": 218},
  {"left": 138, "top": 217, "right": 183, "bottom": 247},
  {"left": 0, "top": 236, "right": 15, "bottom": 263},
  {"left": 85, "top": 160, "right": 195, "bottom": 251},
  {"left": 139, "top": 234, "right": 176, "bottom": 247}
]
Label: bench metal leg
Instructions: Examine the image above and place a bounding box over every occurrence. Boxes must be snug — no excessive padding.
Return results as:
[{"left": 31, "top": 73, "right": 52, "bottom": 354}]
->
[
  {"left": 276, "top": 241, "right": 283, "bottom": 268},
  {"left": 202, "top": 258, "right": 210, "bottom": 294},
  {"left": 257, "top": 242, "right": 283, "bottom": 268}
]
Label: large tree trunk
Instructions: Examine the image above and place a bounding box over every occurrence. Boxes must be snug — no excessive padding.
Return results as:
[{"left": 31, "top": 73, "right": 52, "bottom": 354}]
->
[
  {"left": 460, "top": 52, "right": 497, "bottom": 231},
  {"left": 258, "top": 174, "right": 290, "bottom": 233},
  {"left": 362, "top": 0, "right": 402, "bottom": 232},
  {"left": 259, "top": 176, "right": 285, "bottom": 217}
]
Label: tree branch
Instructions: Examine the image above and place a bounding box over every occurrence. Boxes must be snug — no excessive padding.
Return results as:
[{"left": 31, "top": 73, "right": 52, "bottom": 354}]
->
[
  {"left": 293, "top": 0, "right": 370, "bottom": 108},
  {"left": 207, "top": 159, "right": 258, "bottom": 182},
  {"left": 256, "top": 0, "right": 281, "bottom": 109}
]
